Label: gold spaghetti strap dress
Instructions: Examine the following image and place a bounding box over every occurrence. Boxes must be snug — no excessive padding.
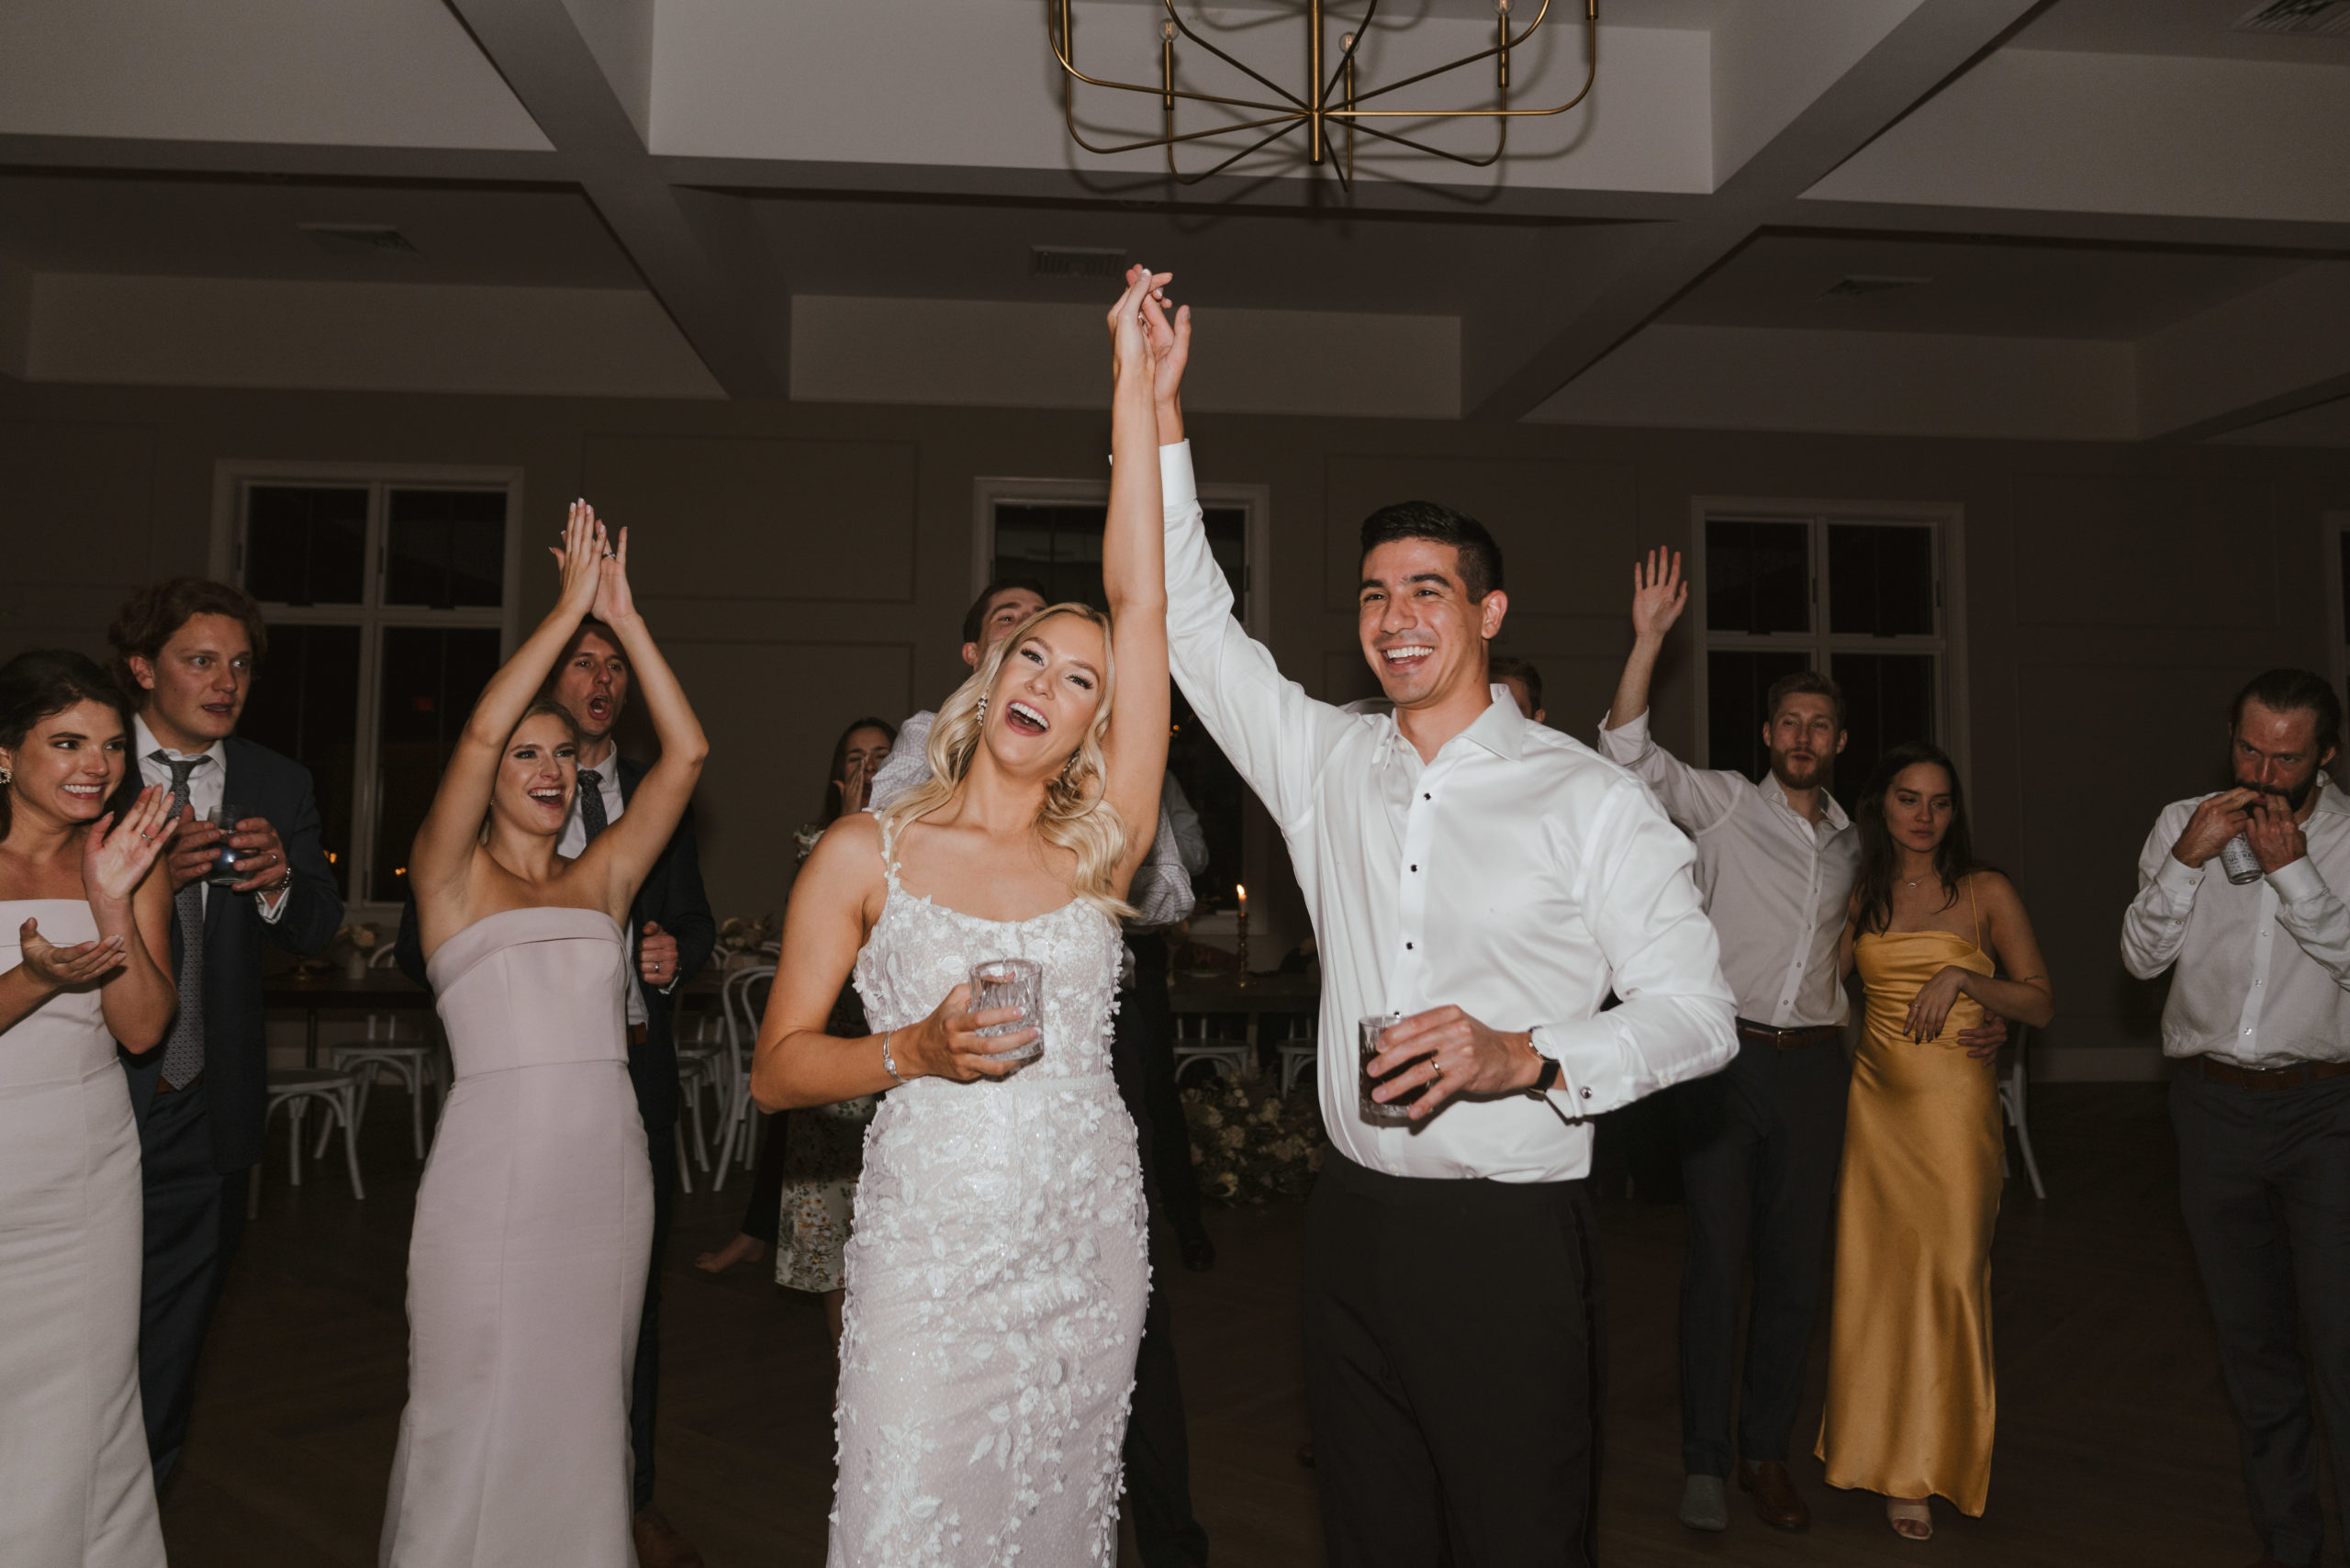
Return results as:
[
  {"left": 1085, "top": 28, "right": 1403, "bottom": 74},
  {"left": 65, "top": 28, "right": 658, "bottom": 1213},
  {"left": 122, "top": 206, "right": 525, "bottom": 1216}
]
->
[{"left": 1817, "top": 891, "right": 2002, "bottom": 1517}]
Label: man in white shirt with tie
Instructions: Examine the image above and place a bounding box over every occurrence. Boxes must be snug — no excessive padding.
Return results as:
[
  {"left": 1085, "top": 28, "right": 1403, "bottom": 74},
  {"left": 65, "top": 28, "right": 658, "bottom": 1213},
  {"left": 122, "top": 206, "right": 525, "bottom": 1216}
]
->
[
  {"left": 2122, "top": 668, "right": 2350, "bottom": 1568},
  {"left": 1147, "top": 295, "right": 1737, "bottom": 1565}
]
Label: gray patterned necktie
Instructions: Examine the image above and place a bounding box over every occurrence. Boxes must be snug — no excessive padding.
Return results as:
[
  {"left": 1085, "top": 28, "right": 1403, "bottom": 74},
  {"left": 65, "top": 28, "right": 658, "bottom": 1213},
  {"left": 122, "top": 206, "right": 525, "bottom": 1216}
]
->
[
  {"left": 576, "top": 769, "right": 610, "bottom": 844},
  {"left": 157, "top": 754, "right": 207, "bottom": 1089}
]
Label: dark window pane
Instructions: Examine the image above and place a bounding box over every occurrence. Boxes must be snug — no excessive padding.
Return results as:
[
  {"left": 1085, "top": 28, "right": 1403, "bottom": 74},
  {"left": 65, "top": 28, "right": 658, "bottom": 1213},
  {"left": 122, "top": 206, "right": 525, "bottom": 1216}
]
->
[
  {"left": 1705, "top": 520, "right": 1809, "bottom": 635},
  {"left": 386, "top": 488, "right": 507, "bottom": 609},
  {"left": 993, "top": 500, "right": 1248, "bottom": 909},
  {"left": 2341, "top": 532, "right": 2350, "bottom": 646},
  {"left": 1707, "top": 650, "right": 1811, "bottom": 783},
  {"left": 373, "top": 627, "right": 503, "bottom": 898},
  {"left": 1828, "top": 523, "right": 1935, "bottom": 636},
  {"left": 1830, "top": 653, "right": 1938, "bottom": 814},
  {"left": 992, "top": 503, "right": 1246, "bottom": 617},
  {"left": 238, "top": 624, "right": 361, "bottom": 898},
  {"left": 244, "top": 486, "right": 367, "bottom": 606}
]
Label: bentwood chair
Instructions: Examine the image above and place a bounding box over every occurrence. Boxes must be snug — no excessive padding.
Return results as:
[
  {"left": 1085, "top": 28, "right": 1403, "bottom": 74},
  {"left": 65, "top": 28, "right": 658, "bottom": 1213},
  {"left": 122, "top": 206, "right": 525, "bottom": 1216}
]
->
[{"left": 2001, "top": 1025, "right": 2047, "bottom": 1199}]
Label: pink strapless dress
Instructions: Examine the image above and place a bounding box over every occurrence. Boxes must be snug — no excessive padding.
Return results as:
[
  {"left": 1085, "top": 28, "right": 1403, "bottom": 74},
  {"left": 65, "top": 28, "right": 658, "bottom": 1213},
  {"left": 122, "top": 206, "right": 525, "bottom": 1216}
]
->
[{"left": 380, "top": 906, "right": 653, "bottom": 1568}]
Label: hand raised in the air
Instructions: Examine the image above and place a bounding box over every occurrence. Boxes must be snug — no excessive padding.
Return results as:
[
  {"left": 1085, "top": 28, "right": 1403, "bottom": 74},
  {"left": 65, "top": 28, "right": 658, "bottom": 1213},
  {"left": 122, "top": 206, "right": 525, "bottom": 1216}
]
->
[
  {"left": 83, "top": 785, "right": 180, "bottom": 908},
  {"left": 546, "top": 500, "right": 608, "bottom": 618},
  {"left": 1107, "top": 264, "right": 1172, "bottom": 391},
  {"left": 1631, "top": 546, "right": 1689, "bottom": 643},
  {"left": 1138, "top": 270, "right": 1192, "bottom": 416}
]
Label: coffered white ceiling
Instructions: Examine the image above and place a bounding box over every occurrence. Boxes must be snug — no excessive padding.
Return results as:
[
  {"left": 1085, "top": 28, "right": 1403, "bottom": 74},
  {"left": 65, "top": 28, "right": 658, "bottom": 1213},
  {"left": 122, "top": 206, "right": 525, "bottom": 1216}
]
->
[{"left": 0, "top": 0, "right": 2345, "bottom": 443}]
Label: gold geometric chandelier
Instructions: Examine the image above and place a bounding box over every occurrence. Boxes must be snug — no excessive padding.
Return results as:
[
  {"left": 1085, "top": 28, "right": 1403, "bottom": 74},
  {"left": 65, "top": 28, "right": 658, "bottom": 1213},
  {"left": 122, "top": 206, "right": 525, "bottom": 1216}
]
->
[{"left": 1050, "top": 0, "right": 1599, "bottom": 187}]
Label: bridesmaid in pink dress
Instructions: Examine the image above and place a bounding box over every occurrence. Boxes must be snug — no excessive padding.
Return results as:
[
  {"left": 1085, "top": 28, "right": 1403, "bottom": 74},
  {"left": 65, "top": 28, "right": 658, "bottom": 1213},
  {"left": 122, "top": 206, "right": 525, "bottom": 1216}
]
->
[
  {"left": 0, "top": 651, "right": 182, "bottom": 1568},
  {"left": 380, "top": 505, "right": 708, "bottom": 1568}
]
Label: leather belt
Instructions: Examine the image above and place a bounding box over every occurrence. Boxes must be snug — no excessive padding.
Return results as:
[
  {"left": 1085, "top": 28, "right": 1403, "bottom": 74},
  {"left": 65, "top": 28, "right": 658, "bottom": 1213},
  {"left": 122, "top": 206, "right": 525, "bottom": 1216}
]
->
[
  {"left": 156, "top": 1074, "right": 196, "bottom": 1094},
  {"left": 1736, "top": 1018, "right": 1842, "bottom": 1052},
  {"left": 2193, "top": 1056, "right": 2350, "bottom": 1092},
  {"left": 627, "top": 1025, "right": 650, "bottom": 1048}
]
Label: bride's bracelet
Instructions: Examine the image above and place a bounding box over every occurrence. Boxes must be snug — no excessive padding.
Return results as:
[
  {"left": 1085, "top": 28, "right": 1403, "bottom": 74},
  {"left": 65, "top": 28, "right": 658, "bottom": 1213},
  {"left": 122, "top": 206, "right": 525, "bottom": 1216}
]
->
[{"left": 878, "top": 1029, "right": 907, "bottom": 1087}]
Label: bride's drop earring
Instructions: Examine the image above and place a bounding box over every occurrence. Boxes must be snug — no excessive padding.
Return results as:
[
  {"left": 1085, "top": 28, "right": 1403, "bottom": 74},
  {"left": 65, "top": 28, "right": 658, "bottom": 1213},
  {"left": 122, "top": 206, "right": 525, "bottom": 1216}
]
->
[{"left": 977, "top": 697, "right": 989, "bottom": 721}]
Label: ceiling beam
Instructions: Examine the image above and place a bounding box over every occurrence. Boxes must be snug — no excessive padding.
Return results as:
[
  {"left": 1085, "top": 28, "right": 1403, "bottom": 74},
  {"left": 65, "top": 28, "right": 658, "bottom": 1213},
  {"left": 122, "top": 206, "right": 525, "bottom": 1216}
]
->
[
  {"left": 438, "top": 0, "right": 786, "bottom": 398},
  {"left": 1462, "top": 0, "right": 2048, "bottom": 422},
  {"left": 2137, "top": 261, "right": 2350, "bottom": 442}
]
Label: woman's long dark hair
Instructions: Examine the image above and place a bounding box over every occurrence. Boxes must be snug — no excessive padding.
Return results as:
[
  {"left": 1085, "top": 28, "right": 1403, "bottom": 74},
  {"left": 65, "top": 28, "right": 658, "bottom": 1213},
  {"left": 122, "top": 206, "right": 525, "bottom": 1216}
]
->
[
  {"left": 819, "top": 716, "right": 899, "bottom": 827},
  {"left": 1852, "top": 740, "right": 1980, "bottom": 936},
  {"left": 0, "top": 649, "right": 140, "bottom": 842}
]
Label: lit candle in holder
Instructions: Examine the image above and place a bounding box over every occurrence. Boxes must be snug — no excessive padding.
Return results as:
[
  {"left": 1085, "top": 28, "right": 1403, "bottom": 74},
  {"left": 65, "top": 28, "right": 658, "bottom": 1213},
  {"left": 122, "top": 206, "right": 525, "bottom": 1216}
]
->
[{"left": 1235, "top": 883, "right": 1250, "bottom": 987}]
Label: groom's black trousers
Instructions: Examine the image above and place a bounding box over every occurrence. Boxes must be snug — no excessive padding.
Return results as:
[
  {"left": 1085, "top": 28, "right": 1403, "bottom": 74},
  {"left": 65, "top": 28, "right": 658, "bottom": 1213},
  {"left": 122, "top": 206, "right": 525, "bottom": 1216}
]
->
[
  {"left": 1305, "top": 1153, "right": 1605, "bottom": 1568},
  {"left": 1111, "top": 973, "right": 1212, "bottom": 1568}
]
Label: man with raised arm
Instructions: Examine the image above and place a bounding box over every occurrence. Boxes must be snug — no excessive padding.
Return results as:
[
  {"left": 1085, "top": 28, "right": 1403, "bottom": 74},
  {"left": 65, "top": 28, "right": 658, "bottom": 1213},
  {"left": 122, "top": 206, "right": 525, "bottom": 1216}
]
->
[
  {"left": 1598, "top": 549, "right": 1858, "bottom": 1535},
  {"left": 1150, "top": 303, "right": 1737, "bottom": 1565}
]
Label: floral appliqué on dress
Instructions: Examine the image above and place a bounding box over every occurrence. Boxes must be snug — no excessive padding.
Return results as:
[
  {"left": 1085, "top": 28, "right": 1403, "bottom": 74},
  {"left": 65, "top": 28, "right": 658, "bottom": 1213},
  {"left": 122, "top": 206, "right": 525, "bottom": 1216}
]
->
[{"left": 825, "top": 828, "right": 1150, "bottom": 1567}]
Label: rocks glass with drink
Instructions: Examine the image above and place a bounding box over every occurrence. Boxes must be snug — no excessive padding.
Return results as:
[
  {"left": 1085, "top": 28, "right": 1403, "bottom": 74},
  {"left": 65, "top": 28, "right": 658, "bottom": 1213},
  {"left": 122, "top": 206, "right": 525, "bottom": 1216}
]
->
[
  {"left": 205, "top": 802, "right": 244, "bottom": 888},
  {"left": 1359, "top": 1012, "right": 1420, "bottom": 1127},
  {"left": 969, "top": 958, "right": 1045, "bottom": 1064}
]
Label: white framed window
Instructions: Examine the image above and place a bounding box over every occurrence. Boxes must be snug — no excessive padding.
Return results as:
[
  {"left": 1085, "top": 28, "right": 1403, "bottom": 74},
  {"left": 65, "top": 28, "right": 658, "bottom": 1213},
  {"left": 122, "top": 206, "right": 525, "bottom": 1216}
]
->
[
  {"left": 209, "top": 461, "right": 525, "bottom": 910},
  {"left": 1689, "top": 498, "right": 1967, "bottom": 810},
  {"left": 971, "top": 474, "right": 1270, "bottom": 902}
]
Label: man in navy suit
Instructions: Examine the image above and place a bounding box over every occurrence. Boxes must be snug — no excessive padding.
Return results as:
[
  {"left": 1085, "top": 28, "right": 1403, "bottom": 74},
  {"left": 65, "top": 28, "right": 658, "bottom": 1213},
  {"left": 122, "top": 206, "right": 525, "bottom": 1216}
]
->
[
  {"left": 396, "top": 614, "right": 715, "bottom": 1568},
  {"left": 107, "top": 578, "right": 343, "bottom": 1490}
]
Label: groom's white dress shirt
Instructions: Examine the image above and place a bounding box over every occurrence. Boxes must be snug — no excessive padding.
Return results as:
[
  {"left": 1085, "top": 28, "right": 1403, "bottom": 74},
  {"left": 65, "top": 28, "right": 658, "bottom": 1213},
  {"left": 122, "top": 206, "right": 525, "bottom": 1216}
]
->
[{"left": 1159, "top": 442, "right": 1738, "bottom": 1182}]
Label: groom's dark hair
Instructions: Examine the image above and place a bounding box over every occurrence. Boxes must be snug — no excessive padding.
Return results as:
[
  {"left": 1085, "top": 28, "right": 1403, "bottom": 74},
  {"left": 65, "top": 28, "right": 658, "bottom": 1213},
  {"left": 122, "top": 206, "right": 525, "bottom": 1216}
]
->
[{"left": 1359, "top": 502, "right": 1505, "bottom": 602}]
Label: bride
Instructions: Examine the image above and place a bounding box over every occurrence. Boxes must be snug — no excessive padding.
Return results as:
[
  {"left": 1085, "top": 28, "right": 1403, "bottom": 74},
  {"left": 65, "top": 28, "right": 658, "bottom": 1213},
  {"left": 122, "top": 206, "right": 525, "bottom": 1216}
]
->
[{"left": 752, "top": 265, "right": 1174, "bottom": 1565}]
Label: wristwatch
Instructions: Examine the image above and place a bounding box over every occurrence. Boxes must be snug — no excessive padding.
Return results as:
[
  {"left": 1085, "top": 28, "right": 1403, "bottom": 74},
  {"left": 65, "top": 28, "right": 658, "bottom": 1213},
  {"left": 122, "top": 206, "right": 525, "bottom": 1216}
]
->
[{"left": 1524, "top": 1036, "right": 1560, "bottom": 1098}]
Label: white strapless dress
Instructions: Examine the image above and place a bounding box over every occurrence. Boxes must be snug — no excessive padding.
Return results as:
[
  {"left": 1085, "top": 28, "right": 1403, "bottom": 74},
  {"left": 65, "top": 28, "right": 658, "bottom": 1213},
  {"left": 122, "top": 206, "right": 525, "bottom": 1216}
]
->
[
  {"left": 0, "top": 900, "right": 165, "bottom": 1568},
  {"left": 826, "top": 836, "right": 1149, "bottom": 1567}
]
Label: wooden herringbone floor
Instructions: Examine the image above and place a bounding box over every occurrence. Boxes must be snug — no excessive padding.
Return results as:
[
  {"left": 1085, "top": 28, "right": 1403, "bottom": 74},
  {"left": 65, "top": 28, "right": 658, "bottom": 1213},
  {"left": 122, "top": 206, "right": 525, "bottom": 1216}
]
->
[{"left": 157, "top": 1085, "right": 2325, "bottom": 1565}]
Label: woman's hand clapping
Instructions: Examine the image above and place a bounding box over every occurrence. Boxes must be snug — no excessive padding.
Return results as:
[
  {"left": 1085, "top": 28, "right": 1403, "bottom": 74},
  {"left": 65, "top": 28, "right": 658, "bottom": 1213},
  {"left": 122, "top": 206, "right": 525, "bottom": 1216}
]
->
[
  {"left": 17, "top": 917, "right": 128, "bottom": 993},
  {"left": 547, "top": 500, "right": 609, "bottom": 618},
  {"left": 897, "top": 982, "right": 1035, "bottom": 1083},
  {"left": 82, "top": 785, "right": 180, "bottom": 910}
]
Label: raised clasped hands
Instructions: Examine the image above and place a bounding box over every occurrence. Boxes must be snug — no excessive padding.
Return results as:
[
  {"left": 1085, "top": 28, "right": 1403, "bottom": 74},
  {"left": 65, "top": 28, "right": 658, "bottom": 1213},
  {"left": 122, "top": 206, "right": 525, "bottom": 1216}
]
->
[
  {"left": 1631, "top": 545, "right": 1689, "bottom": 643},
  {"left": 1367, "top": 1004, "right": 1541, "bottom": 1122},
  {"left": 548, "top": 500, "right": 610, "bottom": 617},
  {"left": 17, "top": 916, "right": 128, "bottom": 992},
  {"left": 84, "top": 784, "right": 181, "bottom": 907},
  {"left": 901, "top": 981, "right": 1035, "bottom": 1084},
  {"left": 2244, "top": 790, "right": 2308, "bottom": 873},
  {"left": 1107, "top": 264, "right": 1173, "bottom": 391}
]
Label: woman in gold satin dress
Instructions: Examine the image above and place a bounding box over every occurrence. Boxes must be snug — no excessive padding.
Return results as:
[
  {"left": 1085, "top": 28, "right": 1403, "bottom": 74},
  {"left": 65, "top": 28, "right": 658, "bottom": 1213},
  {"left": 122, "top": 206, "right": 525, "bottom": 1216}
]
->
[{"left": 1818, "top": 742, "right": 2053, "bottom": 1541}]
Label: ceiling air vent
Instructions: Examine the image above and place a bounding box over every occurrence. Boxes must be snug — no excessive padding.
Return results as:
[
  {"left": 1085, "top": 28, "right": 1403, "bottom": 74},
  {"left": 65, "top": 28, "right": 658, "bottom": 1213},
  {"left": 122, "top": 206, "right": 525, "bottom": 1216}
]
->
[
  {"left": 2234, "top": 0, "right": 2350, "bottom": 36},
  {"left": 1818, "top": 274, "right": 1930, "bottom": 301},
  {"left": 298, "top": 222, "right": 423, "bottom": 258},
  {"left": 1031, "top": 245, "right": 1128, "bottom": 280}
]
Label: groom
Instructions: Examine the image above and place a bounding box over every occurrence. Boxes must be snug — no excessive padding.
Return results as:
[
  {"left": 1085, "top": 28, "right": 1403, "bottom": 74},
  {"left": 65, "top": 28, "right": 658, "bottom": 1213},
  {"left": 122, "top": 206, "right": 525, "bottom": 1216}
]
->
[{"left": 1149, "top": 296, "right": 1738, "bottom": 1563}]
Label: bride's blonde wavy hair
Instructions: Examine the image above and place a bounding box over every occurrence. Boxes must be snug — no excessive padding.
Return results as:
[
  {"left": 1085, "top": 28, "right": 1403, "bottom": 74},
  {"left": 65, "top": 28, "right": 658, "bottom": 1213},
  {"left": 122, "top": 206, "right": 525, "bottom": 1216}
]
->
[{"left": 878, "top": 603, "right": 1134, "bottom": 920}]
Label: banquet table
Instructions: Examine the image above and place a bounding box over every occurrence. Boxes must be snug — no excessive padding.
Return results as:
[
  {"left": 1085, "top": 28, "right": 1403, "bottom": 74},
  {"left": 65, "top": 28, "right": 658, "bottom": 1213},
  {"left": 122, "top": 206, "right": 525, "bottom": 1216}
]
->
[{"left": 262, "top": 970, "right": 434, "bottom": 1067}]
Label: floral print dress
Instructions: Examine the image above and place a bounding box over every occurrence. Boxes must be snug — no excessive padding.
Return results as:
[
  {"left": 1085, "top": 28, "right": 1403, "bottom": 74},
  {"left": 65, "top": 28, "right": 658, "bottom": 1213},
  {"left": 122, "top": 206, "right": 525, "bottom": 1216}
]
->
[{"left": 776, "top": 982, "right": 878, "bottom": 1294}]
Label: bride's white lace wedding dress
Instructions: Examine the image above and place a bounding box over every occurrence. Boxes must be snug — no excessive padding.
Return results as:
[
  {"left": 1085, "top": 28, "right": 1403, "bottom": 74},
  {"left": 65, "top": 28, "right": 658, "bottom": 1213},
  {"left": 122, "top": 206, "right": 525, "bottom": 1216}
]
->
[{"left": 827, "top": 827, "right": 1150, "bottom": 1567}]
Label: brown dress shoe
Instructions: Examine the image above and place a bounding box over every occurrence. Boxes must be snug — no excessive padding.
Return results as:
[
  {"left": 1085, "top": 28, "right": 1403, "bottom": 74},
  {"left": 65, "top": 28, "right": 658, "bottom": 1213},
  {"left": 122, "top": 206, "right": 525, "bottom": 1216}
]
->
[
  {"left": 1736, "top": 1460, "right": 1810, "bottom": 1531},
  {"left": 633, "top": 1504, "right": 706, "bottom": 1568}
]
